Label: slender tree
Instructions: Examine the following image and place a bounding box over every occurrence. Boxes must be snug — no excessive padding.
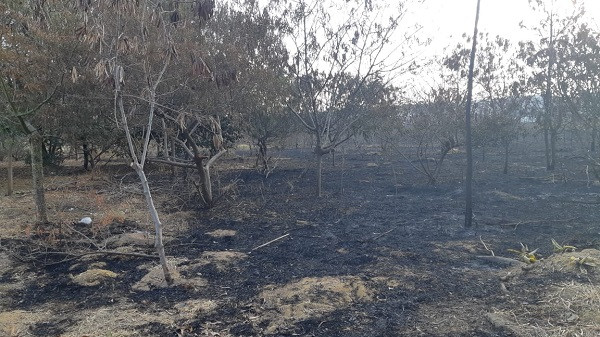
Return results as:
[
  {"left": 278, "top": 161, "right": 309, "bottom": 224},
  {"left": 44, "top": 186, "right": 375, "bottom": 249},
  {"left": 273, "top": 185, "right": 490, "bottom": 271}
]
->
[{"left": 464, "top": 0, "right": 481, "bottom": 228}]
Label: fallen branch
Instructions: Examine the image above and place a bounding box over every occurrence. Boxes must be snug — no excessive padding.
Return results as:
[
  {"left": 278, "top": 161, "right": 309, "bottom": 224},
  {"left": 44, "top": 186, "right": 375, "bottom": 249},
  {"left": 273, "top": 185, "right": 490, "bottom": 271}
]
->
[
  {"left": 249, "top": 234, "right": 290, "bottom": 253},
  {"left": 476, "top": 255, "right": 525, "bottom": 267},
  {"left": 498, "top": 217, "right": 578, "bottom": 229},
  {"left": 372, "top": 228, "right": 395, "bottom": 240},
  {"left": 44, "top": 250, "right": 158, "bottom": 265},
  {"left": 479, "top": 236, "right": 495, "bottom": 256}
]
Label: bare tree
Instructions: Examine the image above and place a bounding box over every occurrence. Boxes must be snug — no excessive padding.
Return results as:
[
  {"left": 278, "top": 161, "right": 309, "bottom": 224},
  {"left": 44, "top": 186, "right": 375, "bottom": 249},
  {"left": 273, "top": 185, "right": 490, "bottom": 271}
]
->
[
  {"left": 464, "top": 0, "right": 481, "bottom": 228},
  {"left": 521, "top": 0, "right": 584, "bottom": 170},
  {"left": 78, "top": 0, "right": 218, "bottom": 284},
  {"left": 279, "top": 0, "right": 420, "bottom": 196}
]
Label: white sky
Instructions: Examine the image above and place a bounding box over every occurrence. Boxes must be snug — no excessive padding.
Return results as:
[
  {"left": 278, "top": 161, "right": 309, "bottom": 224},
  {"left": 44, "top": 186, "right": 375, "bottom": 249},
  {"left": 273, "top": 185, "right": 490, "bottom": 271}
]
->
[
  {"left": 398, "top": 0, "right": 600, "bottom": 90},
  {"left": 411, "top": 0, "right": 600, "bottom": 57}
]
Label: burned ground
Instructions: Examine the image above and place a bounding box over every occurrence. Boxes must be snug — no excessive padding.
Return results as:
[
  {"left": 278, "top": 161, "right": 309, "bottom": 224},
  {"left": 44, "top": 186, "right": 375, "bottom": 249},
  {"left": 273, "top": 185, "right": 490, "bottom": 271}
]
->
[{"left": 1, "top": 138, "right": 600, "bottom": 336}]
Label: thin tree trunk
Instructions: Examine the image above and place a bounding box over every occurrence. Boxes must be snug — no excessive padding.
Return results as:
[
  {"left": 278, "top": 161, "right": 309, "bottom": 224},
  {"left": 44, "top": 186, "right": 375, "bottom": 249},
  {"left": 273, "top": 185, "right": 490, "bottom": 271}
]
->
[
  {"left": 199, "top": 165, "right": 213, "bottom": 206},
  {"left": 29, "top": 131, "right": 48, "bottom": 223},
  {"left": 503, "top": 141, "right": 510, "bottom": 174},
  {"left": 83, "top": 143, "right": 91, "bottom": 170},
  {"left": 6, "top": 139, "right": 14, "bottom": 196},
  {"left": 464, "top": 0, "right": 481, "bottom": 228},
  {"left": 544, "top": 14, "right": 555, "bottom": 171},
  {"left": 481, "top": 145, "right": 486, "bottom": 162},
  {"left": 544, "top": 127, "right": 551, "bottom": 168},
  {"left": 317, "top": 152, "right": 323, "bottom": 197},
  {"left": 133, "top": 164, "right": 172, "bottom": 284},
  {"left": 591, "top": 126, "right": 596, "bottom": 152},
  {"left": 549, "top": 129, "right": 557, "bottom": 170},
  {"left": 257, "top": 138, "right": 268, "bottom": 173},
  {"left": 115, "top": 64, "right": 172, "bottom": 285},
  {"left": 332, "top": 149, "right": 335, "bottom": 167}
]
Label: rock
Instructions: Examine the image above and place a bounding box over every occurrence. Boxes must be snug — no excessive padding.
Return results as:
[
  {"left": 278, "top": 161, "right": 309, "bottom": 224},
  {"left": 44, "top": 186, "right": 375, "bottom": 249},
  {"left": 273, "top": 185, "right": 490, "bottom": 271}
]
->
[{"left": 79, "top": 217, "right": 93, "bottom": 225}]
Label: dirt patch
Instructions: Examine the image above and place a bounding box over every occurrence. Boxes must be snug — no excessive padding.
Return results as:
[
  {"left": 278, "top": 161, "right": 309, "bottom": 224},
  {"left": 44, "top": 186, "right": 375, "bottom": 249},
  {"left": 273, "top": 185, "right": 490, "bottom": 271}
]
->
[
  {"left": 205, "top": 229, "right": 237, "bottom": 238},
  {"left": 253, "top": 276, "right": 373, "bottom": 334}
]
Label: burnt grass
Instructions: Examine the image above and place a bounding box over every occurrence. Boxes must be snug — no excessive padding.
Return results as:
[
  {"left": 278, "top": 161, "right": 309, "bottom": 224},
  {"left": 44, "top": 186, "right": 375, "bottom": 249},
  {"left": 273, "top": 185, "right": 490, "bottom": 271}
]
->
[{"left": 4, "top": 136, "right": 600, "bottom": 336}]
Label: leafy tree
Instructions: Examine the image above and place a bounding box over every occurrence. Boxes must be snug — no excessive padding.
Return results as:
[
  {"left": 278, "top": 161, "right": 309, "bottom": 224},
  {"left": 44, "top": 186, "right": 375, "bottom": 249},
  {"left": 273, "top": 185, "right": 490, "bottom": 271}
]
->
[{"left": 0, "top": 1, "right": 77, "bottom": 222}]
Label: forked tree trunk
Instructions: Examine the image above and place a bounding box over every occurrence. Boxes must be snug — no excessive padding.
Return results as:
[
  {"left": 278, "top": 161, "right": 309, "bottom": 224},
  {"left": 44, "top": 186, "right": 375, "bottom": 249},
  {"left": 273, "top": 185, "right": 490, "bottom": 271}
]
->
[
  {"left": 192, "top": 149, "right": 225, "bottom": 207},
  {"left": 115, "top": 64, "right": 173, "bottom": 285},
  {"left": 29, "top": 131, "right": 48, "bottom": 223}
]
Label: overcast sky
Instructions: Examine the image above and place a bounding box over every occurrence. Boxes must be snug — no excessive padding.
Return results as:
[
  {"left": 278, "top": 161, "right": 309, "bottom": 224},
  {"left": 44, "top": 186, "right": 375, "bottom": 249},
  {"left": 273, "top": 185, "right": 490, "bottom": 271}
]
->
[
  {"left": 411, "top": 0, "right": 600, "bottom": 56},
  {"left": 397, "top": 0, "right": 600, "bottom": 90}
]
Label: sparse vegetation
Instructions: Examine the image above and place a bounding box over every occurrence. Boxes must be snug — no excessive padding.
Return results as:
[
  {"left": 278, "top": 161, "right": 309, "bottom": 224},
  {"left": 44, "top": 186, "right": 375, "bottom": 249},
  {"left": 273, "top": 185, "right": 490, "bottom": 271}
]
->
[{"left": 2, "top": 0, "right": 600, "bottom": 336}]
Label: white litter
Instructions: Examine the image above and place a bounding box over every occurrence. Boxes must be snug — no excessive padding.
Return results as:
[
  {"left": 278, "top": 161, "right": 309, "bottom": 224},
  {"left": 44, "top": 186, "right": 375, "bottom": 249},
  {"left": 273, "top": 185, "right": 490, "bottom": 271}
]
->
[{"left": 79, "top": 217, "right": 93, "bottom": 225}]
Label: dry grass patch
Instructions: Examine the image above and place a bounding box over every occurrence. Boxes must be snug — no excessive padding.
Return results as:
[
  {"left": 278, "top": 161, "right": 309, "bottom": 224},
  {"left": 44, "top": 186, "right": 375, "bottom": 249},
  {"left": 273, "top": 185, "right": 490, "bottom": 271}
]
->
[
  {"left": 489, "top": 249, "right": 600, "bottom": 336},
  {"left": 71, "top": 268, "right": 118, "bottom": 287},
  {"left": 205, "top": 229, "right": 237, "bottom": 238},
  {"left": 133, "top": 258, "right": 208, "bottom": 291},
  {"left": 189, "top": 251, "right": 248, "bottom": 272},
  {"left": 0, "top": 310, "right": 51, "bottom": 337},
  {"left": 253, "top": 276, "right": 373, "bottom": 334}
]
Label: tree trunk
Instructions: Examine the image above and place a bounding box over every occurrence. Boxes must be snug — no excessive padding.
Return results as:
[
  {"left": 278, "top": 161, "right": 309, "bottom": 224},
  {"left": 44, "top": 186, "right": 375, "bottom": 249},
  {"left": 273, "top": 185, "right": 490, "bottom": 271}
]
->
[
  {"left": 199, "top": 164, "right": 213, "bottom": 206},
  {"left": 29, "top": 131, "right": 48, "bottom": 223},
  {"left": 591, "top": 126, "right": 596, "bottom": 152},
  {"left": 83, "top": 143, "right": 92, "bottom": 170},
  {"left": 331, "top": 149, "right": 335, "bottom": 167},
  {"left": 316, "top": 152, "right": 323, "bottom": 197},
  {"left": 544, "top": 126, "right": 551, "bottom": 170},
  {"left": 6, "top": 139, "right": 14, "bottom": 196},
  {"left": 464, "top": 0, "right": 481, "bottom": 228},
  {"left": 257, "top": 138, "right": 268, "bottom": 173},
  {"left": 503, "top": 141, "right": 509, "bottom": 174},
  {"left": 549, "top": 128, "right": 557, "bottom": 171},
  {"left": 115, "top": 63, "right": 172, "bottom": 285},
  {"left": 481, "top": 145, "right": 485, "bottom": 162},
  {"left": 544, "top": 15, "right": 555, "bottom": 171},
  {"left": 133, "top": 164, "right": 172, "bottom": 284}
]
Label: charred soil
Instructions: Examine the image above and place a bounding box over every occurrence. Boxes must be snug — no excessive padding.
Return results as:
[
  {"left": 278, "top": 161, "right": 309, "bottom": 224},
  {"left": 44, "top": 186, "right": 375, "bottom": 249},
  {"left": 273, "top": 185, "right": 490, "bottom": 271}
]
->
[{"left": 1, "top": 138, "right": 600, "bottom": 336}]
